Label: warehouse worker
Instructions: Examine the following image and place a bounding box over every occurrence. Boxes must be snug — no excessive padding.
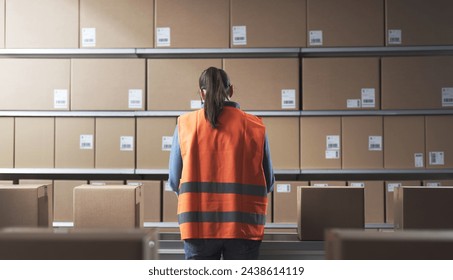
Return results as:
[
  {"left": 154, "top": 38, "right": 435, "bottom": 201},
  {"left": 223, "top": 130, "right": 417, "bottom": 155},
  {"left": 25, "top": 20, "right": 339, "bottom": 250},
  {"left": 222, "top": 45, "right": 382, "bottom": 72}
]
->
[{"left": 168, "top": 67, "right": 274, "bottom": 260}]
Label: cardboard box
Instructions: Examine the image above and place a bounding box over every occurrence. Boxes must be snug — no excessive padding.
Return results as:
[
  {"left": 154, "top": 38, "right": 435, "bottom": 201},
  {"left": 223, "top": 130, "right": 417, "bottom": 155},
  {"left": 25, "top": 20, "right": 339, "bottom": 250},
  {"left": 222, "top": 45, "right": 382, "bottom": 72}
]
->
[
  {"left": 381, "top": 56, "right": 453, "bottom": 110},
  {"left": 71, "top": 59, "right": 146, "bottom": 111},
  {"left": 310, "top": 181, "right": 346, "bottom": 187},
  {"left": 230, "top": 0, "right": 306, "bottom": 48},
  {"left": 300, "top": 117, "right": 341, "bottom": 169},
  {"left": 55, "top": 118, "right": 95, "bottom": 168},
  {"left": 385, "top": 180, "right": 421, "bottom": 224},
  {"left": 0, "top": 185, "right": 50, "bottom": 228},
  {"left": 136, "top": 117, "right": 176, "bottom": 170},
  {"left": 155, "top": 0, "right": 229, "bottom": 48},
  {"left": 0, "top": 228, "right": 158, "bottom": 260},
  {"left": 89, "top": 181, "right": 125, "bottom": 185},
  {"left": 80, "top": 0, "right": 154, "bottom": 48},
  {"left": 384, "top": 116, "right": 425, "bottom": 169},
  {"left": 342, "top": 116, "right": 383, "bottom": 169},
  {"left": 297, "top": 186, "right": 364, "bottom": 240},
  {"left": 128, "top": 181, "right": 161, "bottom": 223},
  {"left": 95, "top": 118, "right": 135, "bottom": 169},
  {"left": 266, "top": 193, "right": 272, "bottom": 223},
  {"left": 0, "top": 59, "right": 71, "bottom": 110},
  {"left": 19, "top": 180, "right": 54, "bottom": 226},
  {"left": 302, "top": 58, "right": 380, "bottom": 110},
  {"left": 425, "top": 116, "right": 453, "bottom": 169},
  {"left": 307, "top": 0, "right": 384, "bottom": 47},
  {"left": 386, "top": 0, "right": 453, "bottom": 46},
  {"left": 74, "top": 184, "right": 144, "bottom": 228},
  {"left": 15, "top": 118, "right": 55, "bottom": 168},
  {"left": 262, "top": 117, "right": 299, "bottom": 170},
  {"left": 0, "top": 118, "right": 14, "bottom": 168},
  {"left": 348, "top": 181, "right": 385, "bottom": 224},
  {"left": 423, "top": 180, "right": 453, "bottom": 187},
  {"left": 326, "top": 229, "right": 453, "bottom": 260},
  {"left": 395, "top": 186, "right": 453, "bottom": 230},
  {"left": 147, "top": 59, "right": 222, "bottom": 110},
  {"left": 223, "top": 58, "right": 300, "bottom": 110},
  {"left": 5, "top": 0, "right": 78, "bottom": 48},
  {"left": 0, "top": 181, "right": 13, "bottom": 185},
  {"left": 53, "top": 181, "right": 87, "bottom": 223},
  {"left": 0, "top": 0, "right": 5, "bottom": 48},
  {"left": 273, "top": 181, "right": 308, "bottom": 223},
  {"left": 162, "top": 181, "right": 178, "bottom": 222}
]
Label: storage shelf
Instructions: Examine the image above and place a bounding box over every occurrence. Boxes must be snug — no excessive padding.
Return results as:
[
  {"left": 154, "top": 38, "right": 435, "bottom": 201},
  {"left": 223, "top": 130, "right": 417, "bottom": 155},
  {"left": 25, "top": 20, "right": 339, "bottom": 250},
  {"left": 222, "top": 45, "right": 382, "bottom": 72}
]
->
[
  {"left": 300, "top": 169, "right": 453, "bottom": 175},
  {"left": 0, "top": 168, "right": 135, "bottom": 175},
  {"left": 0, "top": 111, "right": 136, "bottom": 117},
  {"left": 301, "top": 110, "right": 453, "bottom": 116},
  {"left": 136, "top": 48, "right": 301, "bottom": 58},
  {"left": 301, "top": 45, "right": 453, "bottom": 57},
  {"left": 0, "top": 48, "right": 137, "bottom": 58}
]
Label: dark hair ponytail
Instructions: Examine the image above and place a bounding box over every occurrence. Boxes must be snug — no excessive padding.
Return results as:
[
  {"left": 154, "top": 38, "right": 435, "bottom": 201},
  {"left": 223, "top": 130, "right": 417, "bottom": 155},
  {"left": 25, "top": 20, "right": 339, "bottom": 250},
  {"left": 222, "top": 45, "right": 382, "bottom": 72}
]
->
[{"left": 199, "top": 67, "right": 232, "bottom": 129}]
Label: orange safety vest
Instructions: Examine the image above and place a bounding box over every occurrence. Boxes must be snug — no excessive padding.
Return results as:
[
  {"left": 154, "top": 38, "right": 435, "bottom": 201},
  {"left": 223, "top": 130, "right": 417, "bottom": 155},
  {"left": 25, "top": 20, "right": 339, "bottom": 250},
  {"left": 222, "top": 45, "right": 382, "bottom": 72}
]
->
[{"left": 177, "top": 105, "right": 267, "bottom": 240}]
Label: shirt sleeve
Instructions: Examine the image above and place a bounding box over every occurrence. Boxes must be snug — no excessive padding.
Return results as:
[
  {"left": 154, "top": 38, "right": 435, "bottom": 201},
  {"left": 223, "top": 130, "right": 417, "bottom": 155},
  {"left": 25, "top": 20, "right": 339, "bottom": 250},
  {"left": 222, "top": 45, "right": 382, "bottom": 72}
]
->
[
  {"left": 168, "top": 125, "right": 182, "bottom": 194},
  {"left": 263, "top": 133, "right": 275, "bottom": 193}
]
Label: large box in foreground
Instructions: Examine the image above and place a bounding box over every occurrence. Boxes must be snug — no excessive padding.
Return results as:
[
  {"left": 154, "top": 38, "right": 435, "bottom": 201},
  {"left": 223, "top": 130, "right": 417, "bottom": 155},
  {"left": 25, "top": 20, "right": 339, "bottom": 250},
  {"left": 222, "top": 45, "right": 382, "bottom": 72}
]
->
[
  {"left": 74, "top": 185, "right": 144, "bottom": 228},
  {"left": 297, "top": 186, "right": 364, "bottom": 240}
]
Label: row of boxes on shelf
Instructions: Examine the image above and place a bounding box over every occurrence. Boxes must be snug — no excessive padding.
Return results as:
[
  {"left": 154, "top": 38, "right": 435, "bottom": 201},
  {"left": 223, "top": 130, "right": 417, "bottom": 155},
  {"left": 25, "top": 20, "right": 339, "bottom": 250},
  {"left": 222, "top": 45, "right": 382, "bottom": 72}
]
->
[
  {"left": 0, "top": 115, "right": 452, "bottom": 170},
  {"left": 1, "top": 56, "right": 453, "bottom": 111},
  {"left": 1, "top": 0, "right": 453, "bottom": 49}
]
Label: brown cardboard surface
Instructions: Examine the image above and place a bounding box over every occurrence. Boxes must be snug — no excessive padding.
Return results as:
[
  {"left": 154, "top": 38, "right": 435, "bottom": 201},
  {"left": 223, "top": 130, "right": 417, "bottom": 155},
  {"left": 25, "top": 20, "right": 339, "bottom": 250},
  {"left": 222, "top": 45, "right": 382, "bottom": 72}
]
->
[
  {"left": 147, "top": 59, "right": 222, "bottom": 110},
  {"left": 15, "top": 118, "right": 55, "bottom": 168},
  {"left": 425, "top": 116, "right": 453, "bottom": 169},
  {"left": 5, "top": 0, "right": 78, "bottom": 48},
  {"left": 342, "top": 116, "right": 383, "bottom": 169},
  {"left": 0, "top": 0, "right": 5, "bottom": 48},
  {"left": 89, "top": 181, "right": 125, "bottom": 185},
  {"left": 386, "top": 0, "right": 453, "bottom": 46},
  {"left": 384, "top": 116, "right": 425, "bottom": 169},
  {"left": 155, "top": 0, "right": 229, "bottom": 48},
  {"left": 128, "top": 181, "right": 161, "bottom": 223},
  {"left": 384, "top": 180, "right": 421, "bottom": 224},
  {"left": 0, "top": 185, "right": 50, "bottom": 228},
  {"left": 0, "top": 118, "right": 14, "bottom": 168},
  {"left": 266, "top": 193, "right": 272, "bottom": 223},
  {"left": 223, "top": 58, "right": 299, "bottom": 110},
  {"left": 307, "top": 0, "right": 384, "bottom": 47},
  {"left": 348, "top": 181, "right": 385, "bottom": 224},
  {"left": 326, "top": 229, "right": 453, "bottom": 260},
  {"left": 395, "top": 186, "right": 453, "bottom": 230},
  {"left": 19, "top": 180, "right": 54, "bottom": 226},
  {"left": 71, "top": 59, "right": 146, "bottom": 111},
  {"left": 0, "top": 228, "right": 158, "bottom": 260},
  {"left": 55, "top": 118, "right": 95, "bottom": 168},
  {"left": 300, "top": 117, "right": 341, "bottom": 169},
  {"left": 297, "top": 186, "right": 364, "bottom": 240},
  {"left": 162, "top": 181, "right": 178, "bottom": 222},
  {"left": 262, "top": 117, "right": 299, "bottom": 170},
  {"left": 381, "top": 56, "right": 453, "bottom": 110},
  {"left": 310, "top": 181, "right": 346, "bottom": 187},
  {"left": 136, "top": 117, "right": 176, "bottom": 169},
  {"left": 74, "top": 185, "right": 144, "bottom": 228},
  {"left": 53, "top": 181, "right": 87, "bottom": 222},
  {"left": 80, "top": 0, "right": 154, "bottom": 48},
  {"left": 0, "top": 181, "right": 13, "bottom": 185},
  {"left": 230, "top": 0, "right": 306, "bottom": 48},
  {"left": 273, "top": 181, "right": 308, "bottom": 223},
  {"left": 95, "top": 118, "right": 135, "bottom": 169},
  {"left": 302, "top": 58, "right": 380, "bottom": 110},
  {"left": 0, "top": 59, "right": 70, "bottom": 110},
  {"left": 423, "top": 180, "right": 453, "bottom": 187}
]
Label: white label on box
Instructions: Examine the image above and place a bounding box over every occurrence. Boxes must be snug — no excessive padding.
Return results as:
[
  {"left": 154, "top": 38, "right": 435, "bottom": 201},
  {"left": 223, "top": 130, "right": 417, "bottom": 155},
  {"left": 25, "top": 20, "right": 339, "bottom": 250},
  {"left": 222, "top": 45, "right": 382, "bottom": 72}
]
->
[
  {"left": 325, "top": 150, "right": 340, "bottom": 159},
  {"left": 313, "top": 183, "right": 328, "bottom": 187},
  {"left": 79, "top": 134, "right": 93, "bottom": 150},
  {"left": 281, "top": 89, "right": 296, "bottom": 109},
  {"left": 326, "top": 135, "right": 340, "bottom": 150},
  {"left": 190, "top": 100, "right": 203, "bottom": 109},
  {"left": 82, "top": 28, "right": 96, "bottom": 47},
  {"left": 128, "top": 89, "right": 143, "bottom": 109},
  {"left": 442, "top": 88, "right": 453, "bottom": 107},
  {"left": 54, "top": 89, "right": 68, "bottom": 109},
  {"left": 156, "top": 27, "right": 171, "bottom": 47},
  {"left": 350, "top": 182, "right": 365, "bottom": 187},
  {"left": 232, "top": 26, "right": 247, "bottom": 45},
  {"left": 120, "top": 136, "right": 134, "bottom": 151},
  {"left": 162, "top": 136, "right": 173, "bottom": 151},
  {"left": 368, "top": 136, "right": 382, "bottom": 151},
  {"left": 361, "top": 88, "right": 376, "bottom": 108},
  {"left": 164, "top": 181, "right": 172, "bottom": 192},
  {"left": 347, "top": 99, "right": 361, "bottom": 108},
  {"left": 426, "top": 182, "right": 441, "bottom": 187},
  {"left": 309, "top": 30, "right": 323, "bottom": 46},
  {"left": 387, "top": 183, "right": 401, "bottom": 192},
  {"left": 388, "top": 29, "right": 402, "bottom": 45},
  {"left": 277, "top": 184, "right": 291, "bottom": 193},
  {"left": 429, "top": 151, "right": 445, "bottom": 165},
  {"left": 414, "top": 153, "right": 424, "bottom": 168}
]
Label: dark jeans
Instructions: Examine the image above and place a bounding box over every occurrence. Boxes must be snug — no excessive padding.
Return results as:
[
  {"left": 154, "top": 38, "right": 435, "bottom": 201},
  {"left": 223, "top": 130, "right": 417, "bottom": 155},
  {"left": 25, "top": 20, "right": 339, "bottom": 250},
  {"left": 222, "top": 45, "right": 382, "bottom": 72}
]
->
[{"left": 183, "top": 239, "right": 262, "bottom": 260}]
